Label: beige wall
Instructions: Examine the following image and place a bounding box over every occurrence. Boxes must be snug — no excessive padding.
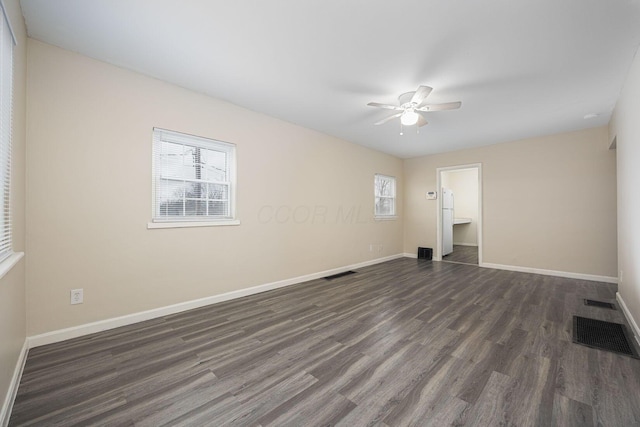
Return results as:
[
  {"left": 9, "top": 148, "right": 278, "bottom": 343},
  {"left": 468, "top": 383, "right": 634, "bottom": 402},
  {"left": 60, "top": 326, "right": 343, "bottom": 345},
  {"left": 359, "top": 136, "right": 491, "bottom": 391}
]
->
[
  {"left": 404, "top": 126, "right": 617, "bottom": 277},
  {"left": 0, "top": 0, "right": 26, "bottom": 416},
  {"left": 441, "top": 169, "right": 478, "bottom": 246},
  {"left": 610, "top": 48, "right": 640, "bottom": 332},
  {"left": 25, "top": 40, "right": 403, "bottom": 335}
]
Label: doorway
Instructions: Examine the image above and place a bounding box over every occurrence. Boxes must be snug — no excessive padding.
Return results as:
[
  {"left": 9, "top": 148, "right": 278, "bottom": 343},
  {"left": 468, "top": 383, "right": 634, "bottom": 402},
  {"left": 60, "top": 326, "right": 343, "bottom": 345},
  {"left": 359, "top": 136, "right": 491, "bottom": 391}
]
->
[{"left": 436, "top": 164, "right": 483, "bottom": 265}]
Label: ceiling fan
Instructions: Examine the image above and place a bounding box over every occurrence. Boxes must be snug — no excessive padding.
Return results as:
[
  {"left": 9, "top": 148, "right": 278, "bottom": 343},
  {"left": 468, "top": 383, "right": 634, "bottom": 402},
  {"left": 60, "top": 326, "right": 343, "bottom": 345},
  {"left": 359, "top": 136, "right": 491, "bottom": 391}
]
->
[{"left": 367, "top": 85, "right": 462, "bottom": 128}]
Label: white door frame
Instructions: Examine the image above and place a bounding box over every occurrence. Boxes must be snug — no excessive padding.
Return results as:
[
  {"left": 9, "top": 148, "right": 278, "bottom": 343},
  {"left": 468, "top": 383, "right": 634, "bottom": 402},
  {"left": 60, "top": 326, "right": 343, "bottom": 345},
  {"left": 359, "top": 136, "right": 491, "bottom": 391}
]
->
[{"left": 435, "top": 163, "right": 483, "bottom": 264}]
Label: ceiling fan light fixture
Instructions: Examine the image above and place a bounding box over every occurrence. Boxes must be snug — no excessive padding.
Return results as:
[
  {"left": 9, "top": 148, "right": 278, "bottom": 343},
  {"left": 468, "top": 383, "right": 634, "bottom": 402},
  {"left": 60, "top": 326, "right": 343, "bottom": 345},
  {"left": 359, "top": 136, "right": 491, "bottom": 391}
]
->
[
  {"left": 368, "top": 85, "right": 461, "bottom": 128},
  {"left": 401, "top": 109, "right": 419, "bottom": 126}
]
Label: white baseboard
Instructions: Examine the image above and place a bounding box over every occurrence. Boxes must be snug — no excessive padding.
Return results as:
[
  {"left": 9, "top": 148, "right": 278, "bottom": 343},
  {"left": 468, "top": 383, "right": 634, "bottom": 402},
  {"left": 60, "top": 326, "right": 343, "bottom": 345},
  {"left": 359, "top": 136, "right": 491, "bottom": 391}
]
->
[
  {"left": 480, "top": 262, "right": 618, "bottom": 284},
  {"left": 452, "top": 243, "right": 478, "bottom": 247},
  {"left": 402, "top": 256, "right": 615, "bottom": 283},
  {"left": 27, "top": 254, "right": 405, "bottom": 348},
  {"left": 1, "top": 340, "right": 28, "bottom": 427},
  {"left": 616, "top": 292, "right": 640, "bottom": 347}
]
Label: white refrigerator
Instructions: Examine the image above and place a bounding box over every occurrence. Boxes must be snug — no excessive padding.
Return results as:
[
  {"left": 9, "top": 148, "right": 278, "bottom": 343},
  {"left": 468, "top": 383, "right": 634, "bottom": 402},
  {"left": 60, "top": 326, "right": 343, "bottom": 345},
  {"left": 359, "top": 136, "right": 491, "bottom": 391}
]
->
[{"left": 442, "top": 188, "right": 454, "bottom": 256}]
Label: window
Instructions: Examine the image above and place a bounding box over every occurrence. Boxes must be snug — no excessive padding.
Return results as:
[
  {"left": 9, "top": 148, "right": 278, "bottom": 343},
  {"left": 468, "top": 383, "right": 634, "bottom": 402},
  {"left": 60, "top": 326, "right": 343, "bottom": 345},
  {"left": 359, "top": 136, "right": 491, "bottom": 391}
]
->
[
  {"left": 374, "top": 174, "right": 396, "bottom": 218},
  {"left": 152, "top": 128, "right": 236, "bottom": 224},
  {"left": 0, "top": 3, "right": 15, "bottom": 263}
]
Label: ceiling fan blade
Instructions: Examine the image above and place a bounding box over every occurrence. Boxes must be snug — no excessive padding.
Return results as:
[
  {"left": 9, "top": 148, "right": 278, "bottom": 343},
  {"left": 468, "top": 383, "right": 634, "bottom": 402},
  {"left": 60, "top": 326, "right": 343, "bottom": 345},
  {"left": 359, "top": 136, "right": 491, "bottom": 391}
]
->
[
  {"left": 416, "top": 101, "right": 462, "bottom": 112},
  {"left": 410, "top": 85, "right": 433, "bottom": 106},
  {"left": 367, "top": 102, "right": 403, "bottom": 111},
  {"left": 417, "top": 113, "right": 428, "bottom": 127},
  {"left": 374, "top": 112, "right": 402, "bottom": 125}
]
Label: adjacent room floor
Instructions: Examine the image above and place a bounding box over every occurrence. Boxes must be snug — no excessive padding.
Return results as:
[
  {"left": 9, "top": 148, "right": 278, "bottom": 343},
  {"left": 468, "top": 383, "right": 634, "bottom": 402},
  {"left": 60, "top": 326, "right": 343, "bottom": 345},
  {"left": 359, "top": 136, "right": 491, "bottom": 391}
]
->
[
  {"left": 10, "top": 258, "right": 640, "bottom": 426},
  {"left": 442, "top": 245, "right": 479, "bottom": 265}
]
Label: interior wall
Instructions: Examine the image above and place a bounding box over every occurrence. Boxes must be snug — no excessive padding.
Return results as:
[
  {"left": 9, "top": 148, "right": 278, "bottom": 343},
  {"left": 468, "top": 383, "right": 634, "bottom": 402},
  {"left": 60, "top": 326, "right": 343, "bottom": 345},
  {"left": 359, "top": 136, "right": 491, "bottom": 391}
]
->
[
  {"left": 404, "top": 126, "right": 617, "bottom": 278},
  {"left": 609, "top": 47, "right": 640, "bottom": 331},
  {"left": 0, "top": 0, "right": 26, "bottom": 415},
  {"left": 25, "top": 39, "right": 404, "bottom": 336},
  {"left": 442, "top": 169, "right": 478, "bottom": 246}
]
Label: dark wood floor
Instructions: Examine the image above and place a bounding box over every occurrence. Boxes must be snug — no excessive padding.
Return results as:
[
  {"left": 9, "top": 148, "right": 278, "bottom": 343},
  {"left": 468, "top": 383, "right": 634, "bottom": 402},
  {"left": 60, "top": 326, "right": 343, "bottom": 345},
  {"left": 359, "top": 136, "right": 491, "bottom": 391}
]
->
[
  {"left": 443, "top": 245, "right": 478, "bottom": 265},
  {"left": 10, "top": 259, "right": 640, "bottom": 426}
]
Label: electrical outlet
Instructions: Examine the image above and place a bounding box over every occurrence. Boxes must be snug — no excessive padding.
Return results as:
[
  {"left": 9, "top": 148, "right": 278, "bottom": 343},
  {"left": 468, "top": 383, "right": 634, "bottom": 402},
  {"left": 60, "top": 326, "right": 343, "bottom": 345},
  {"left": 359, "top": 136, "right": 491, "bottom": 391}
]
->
[
  {"left": 620, "top": 270, "right": 624, "bottom": 283},
  {"left": 70, "top": 289, "right": 83, "bottom": 305}
]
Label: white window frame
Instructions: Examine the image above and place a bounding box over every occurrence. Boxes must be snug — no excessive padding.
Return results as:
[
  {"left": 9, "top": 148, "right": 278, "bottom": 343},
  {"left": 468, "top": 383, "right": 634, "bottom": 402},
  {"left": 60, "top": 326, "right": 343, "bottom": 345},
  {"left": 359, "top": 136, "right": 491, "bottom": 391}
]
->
[
  {"left": 374, "top": 174, "right": 397, "bottom": 220},
  {"left": 149, "top": 128, "right": 239, "bottom": 229},
  {"left": 0, "top": 1, "right": 19, "bottom": 274}
]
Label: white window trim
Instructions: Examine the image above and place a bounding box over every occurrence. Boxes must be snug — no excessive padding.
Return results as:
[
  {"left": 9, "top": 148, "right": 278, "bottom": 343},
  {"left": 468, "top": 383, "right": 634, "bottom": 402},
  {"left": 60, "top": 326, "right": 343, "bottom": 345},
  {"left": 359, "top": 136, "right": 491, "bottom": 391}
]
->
[
  {"left": 0, "top": 251, "right": 23, "bottom": 280},
  {"left": 374, "top": 216, "right": 398, "bottom": 221},
  {"left": 147, "top": 219, "right": 240, "bottom": 229},
  {"left": 374, "top": 173, "right": 397, "bottom": 220},
  {"left": 150, "top": 128, "right": 238, "bottom": 227}
]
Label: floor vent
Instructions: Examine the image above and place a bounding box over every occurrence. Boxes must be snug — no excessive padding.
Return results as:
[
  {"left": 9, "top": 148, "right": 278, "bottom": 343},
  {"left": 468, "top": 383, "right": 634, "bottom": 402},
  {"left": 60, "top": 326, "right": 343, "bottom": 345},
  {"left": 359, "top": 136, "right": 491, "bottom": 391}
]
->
[
  {"left": 324, "top": 271, "right": 356, "bottom": 280},
  {"left": 573, "top": 316, "right": 639, "bottom": 358},
  {"left": 584, "top": 299, "right": 616, "bottom": 310}
]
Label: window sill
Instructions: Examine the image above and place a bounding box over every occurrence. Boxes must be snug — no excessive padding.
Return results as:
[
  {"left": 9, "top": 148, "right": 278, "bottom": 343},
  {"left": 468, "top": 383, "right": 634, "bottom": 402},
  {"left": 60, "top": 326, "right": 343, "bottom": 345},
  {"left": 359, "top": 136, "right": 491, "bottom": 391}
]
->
[
  {"left": 147, "top": 219, "right": 241, "bottom": 229},
  {"left": 374, "top": 216, "right": 398, "bottom": 221},
  {"left": 0, "top": 252, "right": 24, "bottom": 281}
]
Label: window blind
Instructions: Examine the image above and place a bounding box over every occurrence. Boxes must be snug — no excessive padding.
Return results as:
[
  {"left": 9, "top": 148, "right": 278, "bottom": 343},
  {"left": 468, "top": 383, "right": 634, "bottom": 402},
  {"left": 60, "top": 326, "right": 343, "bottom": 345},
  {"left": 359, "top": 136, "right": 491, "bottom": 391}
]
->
[
  {"left": 374, "top": 174, "right": 396, "bottom": 217},
  {"left": 0, "top": 2, "right": 14, "bottom": 263},
  {"left": 152, "top": 128, "right": 236, "bottom": 221}
]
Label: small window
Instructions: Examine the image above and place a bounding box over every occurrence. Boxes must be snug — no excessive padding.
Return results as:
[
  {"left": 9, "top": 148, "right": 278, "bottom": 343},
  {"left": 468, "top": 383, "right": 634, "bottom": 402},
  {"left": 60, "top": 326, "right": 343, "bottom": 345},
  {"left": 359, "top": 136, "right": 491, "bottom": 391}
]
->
[
  {"left": 152, "top": 128, "right": 236, "bottom": 222},
  {"left": 374, "top": 174, "right": 396, "bottom": 218},
  {"left": 0, "top": 4, "right": 15, "bottom": 263}
]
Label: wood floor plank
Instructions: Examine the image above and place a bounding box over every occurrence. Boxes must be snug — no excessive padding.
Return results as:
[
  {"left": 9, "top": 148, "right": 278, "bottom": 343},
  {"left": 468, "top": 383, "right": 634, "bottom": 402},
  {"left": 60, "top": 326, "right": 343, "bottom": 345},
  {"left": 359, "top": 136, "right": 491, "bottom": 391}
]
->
[
  {"left": 463, "top": 370, "right": 512, "bottom": 426},
  {"left": 551, "top": 394, "right": 595, "bottom": 427},
  {"left": 450, "top": 340, "right": 504, "bottom": 404},
  {"left": 555, "top": 340, "right": 593, "bottom": 405},
  {"left": 588, "top": 349, "right": 640, "bottom": 426},
  {"left": 500, "top": 354, "right": 553, "bottom": 425},
  {"left": 468, "top": 356, "right": 553, "bottom": 427},
  {"left": 9, "top": 258, "right": 639, "bottom": 426},
  {"left": 335, "top": 345, "right": 451, "bottom": 425},
  {"left": 84, "top": 369, "right": 221, "bottom": 427},
  {"left": 381, "top": 354, "right": 462, "bottom": 426}
]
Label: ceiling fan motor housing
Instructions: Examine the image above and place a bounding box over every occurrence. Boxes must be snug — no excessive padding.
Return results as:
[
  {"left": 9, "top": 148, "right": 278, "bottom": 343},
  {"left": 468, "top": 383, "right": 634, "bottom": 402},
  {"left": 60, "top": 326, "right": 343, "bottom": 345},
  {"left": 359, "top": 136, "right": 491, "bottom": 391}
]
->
[{"left": 398, "top": 91, "right": 418, "bottom": 108}]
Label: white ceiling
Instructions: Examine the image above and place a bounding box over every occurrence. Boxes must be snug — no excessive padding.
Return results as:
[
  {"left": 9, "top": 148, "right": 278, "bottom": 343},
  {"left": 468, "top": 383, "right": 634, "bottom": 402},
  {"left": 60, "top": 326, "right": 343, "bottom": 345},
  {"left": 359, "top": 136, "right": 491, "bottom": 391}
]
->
[{"left": 19, "top": 0, "right": 640, "bottom": 158}]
